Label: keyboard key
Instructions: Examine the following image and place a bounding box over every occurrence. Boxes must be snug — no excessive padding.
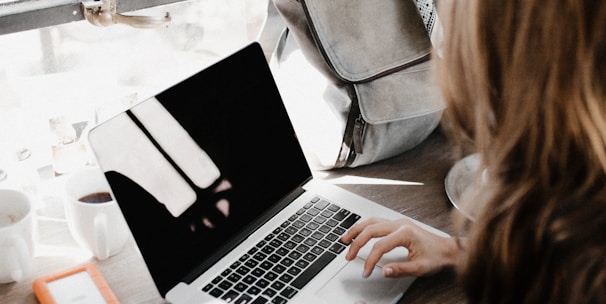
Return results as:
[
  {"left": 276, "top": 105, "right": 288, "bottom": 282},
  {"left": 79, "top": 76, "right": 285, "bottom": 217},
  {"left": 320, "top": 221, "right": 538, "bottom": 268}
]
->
[
  {"left": 307, "top": 208, "right": 319, "bottom": 216},
  {"left": 280, "top": 286, "right": 298, "bottom": 299},
  {"left": 270, "top": 239, "right": 283, "bottom": 247},
  {"left": 273, "top": 264, "right": 287, "bottom": 273},
  {"left": 261, "top": 246, "right": 275, "bottom": 255},
  {"left": 279, "top": 258, "right": 294, "bottom": 267},
  {"left": 202, "top": 284, "right": 213, "bottom": 292},
  {"left": 272, "top": 296, "right": 288, "bottom": 304},
  {"left": 287, "top": 266, "right": 302, "bottom": 276},
  {"left": 243, "top": 275, "right": 257, "bottom": 284},
  {"left": 219, "top": 281, "right": 233, "bottom": 290},
  {"left": 228, "top": 273, "right": 242, "bottom": 282},
  {"left": 306, "top": 222, "right": 319, "bottom": 230},
  {"left": 279, "top": 273, "right": 294, "bottom": 283},
  {"left": 262, "top": 288, "right": 277, "bottom": 298},
  {"left": 253, "top": 252, "right": 267, "bottom": 261},
  {"left": 298, "top": 227, "right": 312, "bottom": 236},
  {"left": 318, "top": 225, "right": 332, "bottom": 233},
  {"left": 251, "top": 297, "right": 269, "bottom": 304},
  {"left": 256, "top": 278, "right": 270, "bottom": 289},
  {"left": 264, "top": 271, "right": 278, "bottom": 281},
  {"left": 332, "top": 226, "right": 346, "bottom": 235},
  {"left": 325, "top": 233, "right": 338, "bottom": 242},
  {"left": 236, "top": 294, "right": 254, "bottom": 304},
  {"left": 295, "top": 244, "right": 309, "bottom": 253},
  {"left": 303, "top": 238, "right": 317, "bottom": 247},
  {"left": 291, "top": 235, "right": 304, "bottom": 243},
  {"left": 287, "top": 251, "right": 302, "bottom": 260},
  {"left": 310, "top": 246, "right": 324, "bottom": 255},
  {"left": 303, "top": 253, "right": 317, "bottom": 262},
  {"left": 210, "top": 288, "right": 224, "bottom": 297},
  {"left": 318, "top": 239, "right": 331, "bottom": 248},
  {"left": 240, "top": 254, "right": 250, "bottom": 262},
  {"left": 268, "top": 254, "right": 281, "bottom": 263},
  {"left": 314, "top": 200, "right": 330, "bottom": 210},
  {"left": 325, "top": 219, "right": 338, "bottom": 227},
  {"left": 320, "top": 210, "right": 334, "bottom": 219},
  {"left": 252, "top": 268, "right": 266, "bottom": 278},
  {"left": 236, "top": 266, "right": 251, "bottom": 276},
  {"left": 300, "top": 214, "right": 312, "bottom": 222},
  {"left": 340, "top": 213, "right": 361, "bottom": 228},
  {"left": 234, "top": 283, "right": 248, "bottom": 292},
  {"left": 294, "top": 260, "right": 309, "bottom": 269},
  {"left": 221, "top": 290, "right": 240, "bottom": 302},
  {"left": 247, "top": 286, "right": 262, "bottom": 295},
  {"left": 333, "top": 209, "right": 350, "bottom": 221},
  {"left": 311, "top": 231, "right": 325, "bottom": 240},
  {"left": 271, "top": 281, "right": 285, "bottom": 291},
  {"left": 313, "top": 216, "right": 327, "bottom": 224},
  {"left": 260, "top": 261, "right": 273, "bottom": 270},
  {"left": 329, "top": 243, "right": 346, "bottom": 254},
  {"left": 245, "top": 259, "right": 259, "bottom": 268},
  {"left": 327, "top": 204, "right": 340, "bottom": 212}
]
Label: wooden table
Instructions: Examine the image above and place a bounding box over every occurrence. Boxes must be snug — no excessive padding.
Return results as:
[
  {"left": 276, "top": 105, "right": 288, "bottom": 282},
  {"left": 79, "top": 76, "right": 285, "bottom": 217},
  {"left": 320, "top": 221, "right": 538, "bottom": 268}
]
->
[{"left": 0, "top": 128, "right": 467, "bottom": 304}]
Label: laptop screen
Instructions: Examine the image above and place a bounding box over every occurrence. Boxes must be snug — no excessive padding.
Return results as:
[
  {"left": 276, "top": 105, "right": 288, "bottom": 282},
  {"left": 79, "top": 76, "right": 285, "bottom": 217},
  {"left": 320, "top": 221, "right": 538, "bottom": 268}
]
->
[{"left": 88, "top": 43, "right": 312, "bottom": 296}]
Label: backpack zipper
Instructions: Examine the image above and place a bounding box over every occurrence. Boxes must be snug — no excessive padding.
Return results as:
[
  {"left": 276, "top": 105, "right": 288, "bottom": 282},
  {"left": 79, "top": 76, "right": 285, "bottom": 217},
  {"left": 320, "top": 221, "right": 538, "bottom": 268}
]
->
[{"left": 352, "top": 115, "right": 366, "bottom": 154}]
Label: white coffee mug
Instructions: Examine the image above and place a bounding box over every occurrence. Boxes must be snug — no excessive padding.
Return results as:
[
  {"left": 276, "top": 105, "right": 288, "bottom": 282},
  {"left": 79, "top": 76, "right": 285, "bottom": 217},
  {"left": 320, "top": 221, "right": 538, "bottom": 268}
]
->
[
  {"left": 64, "top": 167, "right": 129, "bottom": 260},
  {"left": 0, "top": 189, "right": 34, "bottom": 283}
]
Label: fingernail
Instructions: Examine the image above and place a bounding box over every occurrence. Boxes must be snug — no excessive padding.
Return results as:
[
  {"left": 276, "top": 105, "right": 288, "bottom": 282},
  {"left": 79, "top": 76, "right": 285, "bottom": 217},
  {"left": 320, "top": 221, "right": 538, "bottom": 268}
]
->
[
  {"left": 362, "top": 270, "right": 370, "bottom": 278},
  {"left": 384, "top": 267, "right": 393, "bottom": 277}
]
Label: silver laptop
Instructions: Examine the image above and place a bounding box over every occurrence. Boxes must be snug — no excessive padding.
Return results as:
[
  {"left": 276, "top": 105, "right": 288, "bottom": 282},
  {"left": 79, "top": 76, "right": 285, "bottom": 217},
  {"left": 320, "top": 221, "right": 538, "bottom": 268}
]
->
[{"left": 87, "top": 42, "right": 447, "bottom": 304}]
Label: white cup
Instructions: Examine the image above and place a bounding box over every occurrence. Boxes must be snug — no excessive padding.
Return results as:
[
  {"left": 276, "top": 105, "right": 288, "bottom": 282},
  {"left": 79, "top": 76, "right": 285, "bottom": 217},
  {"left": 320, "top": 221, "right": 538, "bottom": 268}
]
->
[
  {"left": 0, "top": 189, "right": 34, "bottom": 283},
  {"left": 64, "top": 167, "right": 129, "bottom": 260}
]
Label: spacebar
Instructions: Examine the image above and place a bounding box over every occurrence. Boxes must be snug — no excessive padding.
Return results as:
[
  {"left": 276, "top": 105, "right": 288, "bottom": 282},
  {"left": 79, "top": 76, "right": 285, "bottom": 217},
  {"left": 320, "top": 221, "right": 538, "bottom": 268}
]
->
[{"left": 291, "top": 252, "right": 337, "bottom": 289}]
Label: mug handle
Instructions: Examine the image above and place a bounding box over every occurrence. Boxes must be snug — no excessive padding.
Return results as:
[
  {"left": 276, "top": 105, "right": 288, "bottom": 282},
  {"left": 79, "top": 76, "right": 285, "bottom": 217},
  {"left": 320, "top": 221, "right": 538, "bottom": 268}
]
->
[
  {"left": 7, "top": 236, "right": 31, "bottom": 282},
  {"left": 94, "top": 213, "right": 110, "bottom": 260}
]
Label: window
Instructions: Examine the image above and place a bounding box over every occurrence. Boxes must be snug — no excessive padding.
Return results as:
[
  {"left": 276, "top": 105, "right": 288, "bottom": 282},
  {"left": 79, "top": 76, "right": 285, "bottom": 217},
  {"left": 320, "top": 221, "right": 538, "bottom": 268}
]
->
[{"left": 0, "top": 0, "right": 270, "bottom": 192}]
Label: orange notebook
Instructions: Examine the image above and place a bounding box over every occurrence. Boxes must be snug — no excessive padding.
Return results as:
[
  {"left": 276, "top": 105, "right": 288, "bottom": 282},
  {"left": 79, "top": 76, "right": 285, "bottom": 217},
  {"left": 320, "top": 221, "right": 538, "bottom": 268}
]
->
[{"left": 33, "top": 262, "right": 119, "bottom": 304}]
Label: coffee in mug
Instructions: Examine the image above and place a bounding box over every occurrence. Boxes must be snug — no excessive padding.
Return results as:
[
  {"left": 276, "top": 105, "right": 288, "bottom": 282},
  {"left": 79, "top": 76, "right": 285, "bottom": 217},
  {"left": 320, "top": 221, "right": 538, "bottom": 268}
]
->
[
  {"left": 64, "top": 167, "right": 129, "bottom": 260},
  {"left": 78, "top": 192, "right": 113, "bottom": 204}
]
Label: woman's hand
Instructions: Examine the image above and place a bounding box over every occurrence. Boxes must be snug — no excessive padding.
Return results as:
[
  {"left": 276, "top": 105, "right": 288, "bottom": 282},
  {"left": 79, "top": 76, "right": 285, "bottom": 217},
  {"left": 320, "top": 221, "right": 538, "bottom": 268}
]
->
[{"left": 341, "top": 217, "right": 459, "bottom": 278}]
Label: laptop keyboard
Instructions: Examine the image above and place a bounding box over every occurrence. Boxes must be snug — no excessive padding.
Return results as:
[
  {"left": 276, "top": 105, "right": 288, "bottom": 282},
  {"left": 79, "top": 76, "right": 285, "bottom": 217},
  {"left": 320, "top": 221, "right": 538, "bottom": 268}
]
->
[{"left": 202, "top": 196, "right": 360, "bottom": 304}]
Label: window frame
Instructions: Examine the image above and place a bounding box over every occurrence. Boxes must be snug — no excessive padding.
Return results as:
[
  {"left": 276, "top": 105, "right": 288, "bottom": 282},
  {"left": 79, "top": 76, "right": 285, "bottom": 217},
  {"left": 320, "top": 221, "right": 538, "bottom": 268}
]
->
[{"left": 0, "top": 0, "right": 185, "bottom": 35}]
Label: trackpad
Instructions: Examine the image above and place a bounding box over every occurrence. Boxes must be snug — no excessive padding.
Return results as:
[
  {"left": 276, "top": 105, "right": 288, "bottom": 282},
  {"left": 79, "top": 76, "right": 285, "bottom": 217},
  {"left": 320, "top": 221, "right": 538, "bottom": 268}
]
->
[{"left": 316, "top": 257, "right": 415, "bottom": 304}]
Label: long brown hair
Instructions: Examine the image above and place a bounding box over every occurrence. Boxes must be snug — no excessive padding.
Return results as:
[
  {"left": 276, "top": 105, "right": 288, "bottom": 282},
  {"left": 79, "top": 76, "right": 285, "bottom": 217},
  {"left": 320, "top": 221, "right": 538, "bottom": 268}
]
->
[{"left": 435, "top": 1, "right": 606, "bottom": 302}]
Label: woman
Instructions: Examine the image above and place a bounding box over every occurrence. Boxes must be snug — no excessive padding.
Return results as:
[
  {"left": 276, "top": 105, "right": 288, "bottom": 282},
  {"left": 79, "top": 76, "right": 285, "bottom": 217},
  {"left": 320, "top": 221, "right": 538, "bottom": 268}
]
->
[{"left": 342, "top": 1, "right": 606, "bottom": 303}]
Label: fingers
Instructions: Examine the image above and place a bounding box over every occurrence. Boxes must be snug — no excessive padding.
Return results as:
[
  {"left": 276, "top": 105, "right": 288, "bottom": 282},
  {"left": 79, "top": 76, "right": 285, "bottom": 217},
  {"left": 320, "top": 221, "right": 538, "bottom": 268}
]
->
[
  {"left": 340, "top": 217, "right": 385, "bottom": 243},
  {"left": 342, "top": 217, "right": 392, "bottom": 261},
  {"left": 342, "top": 217, "right": 457, "bottom": 278},
  {"left": 361, "top": 224, "right": 414, "bottom": 277}
]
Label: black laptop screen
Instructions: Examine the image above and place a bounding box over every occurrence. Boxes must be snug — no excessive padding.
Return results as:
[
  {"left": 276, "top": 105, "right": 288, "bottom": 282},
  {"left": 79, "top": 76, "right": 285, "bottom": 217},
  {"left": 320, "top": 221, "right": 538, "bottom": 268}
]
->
[{"left": 89, "top": 43, "right": 312, "bottom": 296}]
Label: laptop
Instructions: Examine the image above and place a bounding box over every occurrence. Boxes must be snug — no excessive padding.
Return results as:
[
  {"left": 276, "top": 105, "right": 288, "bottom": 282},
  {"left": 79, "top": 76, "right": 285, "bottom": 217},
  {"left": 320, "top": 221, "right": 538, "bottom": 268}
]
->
[{"left": 87, "top": 42, "right": 448, "bottom": 304}]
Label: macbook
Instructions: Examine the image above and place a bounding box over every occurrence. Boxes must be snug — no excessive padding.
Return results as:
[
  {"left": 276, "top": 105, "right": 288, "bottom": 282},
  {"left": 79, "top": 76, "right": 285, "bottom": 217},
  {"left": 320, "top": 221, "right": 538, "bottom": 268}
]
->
[{"left": 87, "top": 42, "right": 448, "bottom": 304}]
